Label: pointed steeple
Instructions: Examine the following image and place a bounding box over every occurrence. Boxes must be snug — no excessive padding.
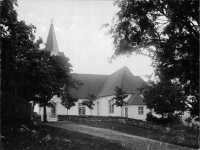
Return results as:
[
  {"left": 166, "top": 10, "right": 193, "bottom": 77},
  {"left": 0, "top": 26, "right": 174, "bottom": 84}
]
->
[{"left": 46, "top": 19, "right": 59, "bottom": 55}]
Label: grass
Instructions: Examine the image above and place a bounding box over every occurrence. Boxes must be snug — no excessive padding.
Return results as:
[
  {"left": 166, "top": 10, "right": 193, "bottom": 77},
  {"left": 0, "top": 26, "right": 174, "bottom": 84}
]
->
[
  {"left": 67, "top": 120, "right": 198, "bottom": 149},
  {"left": 1, "top": 120, "right": 123, "bottom": 150}
]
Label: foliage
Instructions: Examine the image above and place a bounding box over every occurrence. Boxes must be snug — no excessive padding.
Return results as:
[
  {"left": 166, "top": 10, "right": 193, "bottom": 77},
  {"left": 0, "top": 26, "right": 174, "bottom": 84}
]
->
[
  {"left": 1, "top": 120, "right": 124, "bottom": 150},
  {"left": 185, "top": 117, "right": 192, "bottom": 126},
  {"left": 32, "top": 112, "right": 41, "bottom": 121},
  {"left": 1, "top": 0, "right": 36, "bottom": 94},
  {"left": 112, "top": 86, "right": 128, "bottom": 116},
  {"left": 143, "top": 80, "right": 186, "bottom": 118},
  {"left": 36, "top": 52, "right": 77, "bottom": 122},
  {"left": 146, "top": 112, "right": 182, "bottom": 125},
  {"left": 61, "top": 93, "right": 78, "bottom": 110},
  {"left": 1, "top": 0, "right": 81, "bottom": 122},
  {"left": 82, "top": 94, "right": 96, "bottom": 110},
  {"left": 105, "top": 0, "right": 199, "bottom": 118}
]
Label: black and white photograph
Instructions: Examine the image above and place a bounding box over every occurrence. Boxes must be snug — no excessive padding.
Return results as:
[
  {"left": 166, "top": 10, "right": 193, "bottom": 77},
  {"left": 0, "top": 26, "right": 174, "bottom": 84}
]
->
[{"left": 1, "top": 0, "right": 199, "bottom": 149}]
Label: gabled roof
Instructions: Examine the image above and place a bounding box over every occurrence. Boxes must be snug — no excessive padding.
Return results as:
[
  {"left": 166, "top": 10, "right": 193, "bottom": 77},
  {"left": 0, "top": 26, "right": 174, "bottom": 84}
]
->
[
  {"left": 69, "top": 73, "right": 108, "bottom": 99},
  {"left": 96, "top": 66, "right": 145, "bottom": 98},
  {"left": 126, "top": 94, "right": 146, "bottom": 105},
  {"left": 69, "top": 66, "right": 146, "bottom": 99},
  {"left": 46, "top": 20, "right": 59, "bottom": 55}
]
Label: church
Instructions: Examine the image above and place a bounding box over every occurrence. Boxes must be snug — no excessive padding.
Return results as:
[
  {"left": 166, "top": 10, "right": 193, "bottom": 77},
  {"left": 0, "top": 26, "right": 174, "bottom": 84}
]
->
[{"left": 39, "top": 20, "right": 150, "bottom": 121}]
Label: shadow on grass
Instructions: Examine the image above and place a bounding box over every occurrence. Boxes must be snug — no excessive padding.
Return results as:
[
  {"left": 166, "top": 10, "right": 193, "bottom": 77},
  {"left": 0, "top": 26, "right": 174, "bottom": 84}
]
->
[
  {"left": 1, "top": 120, "right": 123, "bottom": 150},
  {"left": 66, "top": 120, "right": 198, "bottom": 149}
]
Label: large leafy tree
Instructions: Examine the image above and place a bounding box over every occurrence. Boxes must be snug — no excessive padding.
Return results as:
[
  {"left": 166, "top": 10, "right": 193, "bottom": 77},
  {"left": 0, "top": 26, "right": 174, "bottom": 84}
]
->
[
  {"left": 1, "top": 0, "right": 37, "bottom": 95},
  {"left": 105, "top": 0, "right": 199, "bottom": 118},
  {"left": 1, "top": 0, "right": 81, "bottom": 122},
  {"left": 33, "top": 52, "right": 75, "bottom": 122},
  {"left": 23, "top": 45, "right": 81, "bottom": 122},
  {"left": 112, "top": 86, "right": 128, "bottom": 117}
]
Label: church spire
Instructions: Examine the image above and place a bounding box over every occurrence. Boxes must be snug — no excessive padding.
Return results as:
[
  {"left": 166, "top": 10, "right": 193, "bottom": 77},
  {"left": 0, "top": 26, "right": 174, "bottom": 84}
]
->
[{"left": 46, "top": 19, "right": 59, "bottom": 55}]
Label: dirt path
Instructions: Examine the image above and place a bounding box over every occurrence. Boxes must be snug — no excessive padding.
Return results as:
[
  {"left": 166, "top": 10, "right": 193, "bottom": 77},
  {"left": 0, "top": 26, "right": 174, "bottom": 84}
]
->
[{"left": 41, "top": 121, "right": 195, "bottom": 150}]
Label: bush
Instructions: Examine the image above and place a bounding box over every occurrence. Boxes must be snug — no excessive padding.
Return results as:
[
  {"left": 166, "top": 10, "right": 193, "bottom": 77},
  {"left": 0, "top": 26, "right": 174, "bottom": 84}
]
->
[
  {"left": 32, "top": 112, "right": 41, "bottom": 121},
  {"left": 146, "top": 113, "right": 182, "bottom": 125},
  {"left": 185, "top": 117, "right": 192, "bottom": 126},
  {"left": 146, "top": 113, "right": 160, "bottom": 124},
  {"left": 168, "top": 114, "right": 182, "bottom": 124}
]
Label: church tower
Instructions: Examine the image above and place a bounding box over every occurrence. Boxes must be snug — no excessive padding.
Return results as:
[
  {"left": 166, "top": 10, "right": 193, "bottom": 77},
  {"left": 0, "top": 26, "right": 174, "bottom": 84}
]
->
[{"left": 46, "top": 19, "right": 59, "bottom": 56}]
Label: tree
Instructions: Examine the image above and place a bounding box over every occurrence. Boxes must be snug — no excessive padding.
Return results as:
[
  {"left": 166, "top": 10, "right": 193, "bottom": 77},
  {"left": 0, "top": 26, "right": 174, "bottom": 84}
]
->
[
  {"left": 112, "top": 86, "right": 128, "bottom": 117},
  {"left": 1, "top": 0, "right": 37, "bottom": 95},
  {"left": 143, "top": 80, "right": 186, "bottom": 119},
  {"left": 104, "top": 0, "right": 199, "bottom": 119},
  {"left": 1, "top": 0, "right": 81, "bottom": 122},
  {"left": 61, "top": 93, "right": 78, "bottom": 115},
  {"left": 36, "top": 52, "right": 75, "bottom": 122},
  {"left": 1, "top": 0, "right": 39, "bottom": 120},
  {"left": 82, "top": 94, "right": 96, "bottom": 115}
]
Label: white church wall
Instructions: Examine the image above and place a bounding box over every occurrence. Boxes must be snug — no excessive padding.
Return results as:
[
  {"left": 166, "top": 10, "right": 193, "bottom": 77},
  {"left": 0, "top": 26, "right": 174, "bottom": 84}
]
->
[
  {"left": 39, "top": 94, "right": 150, "bottom": 121},
  {"left": 122, "top": 105, "right": 150, "bottom": 120},
  {"left": 93, "top": 97, "right": 101, "bottom": 116},
  {"left": 67, "top": 99, "right": 94, "bottom": 116},
  {"left": 54, "top": 98, "right": 94, "bottom": 116},
  {"left": 97, "top": 94, "right": 132, "bottom": 117},
  {"left": 39, "top": 97, "right": 94, "bottom": 121}
]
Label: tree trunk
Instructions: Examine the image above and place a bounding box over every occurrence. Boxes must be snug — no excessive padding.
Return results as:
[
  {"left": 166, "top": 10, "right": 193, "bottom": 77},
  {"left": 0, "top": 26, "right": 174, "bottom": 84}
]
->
[
  {"left": 43, "top": 104, "right": 47, "bottom": 122},
  {"left": 90, "top": 109, "right": 92, "bottom": 115},
  {"left": 31, "top": 102, "right": 36, "bottom": 120},
  {"left": 121, "top": 107, "right": 123, "bottom": 117},
  {"left": 14, "top": 85, "right": 17, "bottom": 120},
  {"left": 67, "top": 109, "right": 68, "bottom": 115}
]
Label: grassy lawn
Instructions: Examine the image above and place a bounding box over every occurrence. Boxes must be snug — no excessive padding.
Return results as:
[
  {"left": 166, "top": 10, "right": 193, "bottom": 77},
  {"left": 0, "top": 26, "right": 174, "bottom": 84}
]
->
[
  {"left": 66, "top": 120, "right": 198, "bottom": 149},
  {"left": 1, "top": 121, "right": 123, "bottom": 150}
]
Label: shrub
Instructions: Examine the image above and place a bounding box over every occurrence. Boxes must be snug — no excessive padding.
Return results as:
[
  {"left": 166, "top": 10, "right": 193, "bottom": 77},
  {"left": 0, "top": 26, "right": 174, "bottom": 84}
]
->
[
  {"left": 185, "top": 117, "right": 192, "bottom": 126},
  {"left": 168, "top": 114, "right": 182, "bottom": 124},
  {"left": 146, "top": 112, "right": 155, "bottom": 122},
  {"left": 33, "top": 112, "right": 41, "bottom": 121},
  {"left": 146, "top": 113, "right": 182, "bottom": 125}
]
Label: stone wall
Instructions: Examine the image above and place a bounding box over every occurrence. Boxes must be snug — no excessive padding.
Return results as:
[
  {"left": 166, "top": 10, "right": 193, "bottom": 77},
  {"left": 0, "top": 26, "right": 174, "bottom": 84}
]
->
[{"left": 58, "top": 115, "right": 198, "bottom": 139}]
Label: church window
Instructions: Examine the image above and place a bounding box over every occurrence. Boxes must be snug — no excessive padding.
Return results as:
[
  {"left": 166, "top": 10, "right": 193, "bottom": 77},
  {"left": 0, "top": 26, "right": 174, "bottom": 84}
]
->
[
  {"left": 109, "top": 100, "right": 114, "bottom": 113},
  {"left": 138, "top": 107, "right": 144, "bottom": 115},
  {"left": 78, "top": 103, "right": 85, "bottom": 115},
  {"left": 51, "top": 105, "right": 56, "bottom": 118}
]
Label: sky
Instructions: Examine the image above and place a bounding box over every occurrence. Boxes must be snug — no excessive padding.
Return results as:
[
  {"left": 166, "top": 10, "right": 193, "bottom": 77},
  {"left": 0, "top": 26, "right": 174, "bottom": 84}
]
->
[{"left": 16, "top": 0, "right": 154, "bottom": 81}]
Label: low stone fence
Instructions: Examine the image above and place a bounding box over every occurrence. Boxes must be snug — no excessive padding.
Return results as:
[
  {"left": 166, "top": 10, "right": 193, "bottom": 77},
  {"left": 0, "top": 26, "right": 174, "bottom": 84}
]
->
[{"left": 58, "top": 115, "right": 198, "bottom": 139}]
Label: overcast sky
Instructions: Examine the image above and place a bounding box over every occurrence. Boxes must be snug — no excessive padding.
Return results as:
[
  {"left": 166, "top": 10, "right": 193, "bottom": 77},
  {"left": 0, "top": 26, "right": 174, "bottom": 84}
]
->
[{"left": 16, "top": 0, "right": 154, "bottom": 81}]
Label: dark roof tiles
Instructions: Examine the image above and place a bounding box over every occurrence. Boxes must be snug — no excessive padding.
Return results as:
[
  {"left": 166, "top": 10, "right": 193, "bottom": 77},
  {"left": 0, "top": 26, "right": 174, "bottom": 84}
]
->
[
  {"left": 126, "top": 94, "right": 146, "bottom": 105},
  {"left": 97, "top": 66, "right": 145, "bottom": 97},
  {"left": 69, "top": 66, "right": 146, "bottom": 99},
  {"left": 69, "top": 73, "right": 108, "bottom": 99}
]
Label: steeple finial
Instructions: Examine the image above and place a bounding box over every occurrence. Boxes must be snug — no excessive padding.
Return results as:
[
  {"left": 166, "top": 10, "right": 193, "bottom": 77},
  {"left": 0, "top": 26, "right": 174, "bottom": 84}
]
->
[{"left": 51, "top": 19, "right": 53, "bottom": 24}]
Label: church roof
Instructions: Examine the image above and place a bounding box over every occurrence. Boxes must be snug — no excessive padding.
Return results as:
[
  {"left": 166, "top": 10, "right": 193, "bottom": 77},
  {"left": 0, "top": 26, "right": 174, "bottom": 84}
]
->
[
  {"left": 46, "top": 20, "right": 59, "bottom": 55},
  {"left": 69, "top": 66, "right": 146, "bottom": 99},
  {"left": 126, "top": 94, "right": 146, "bottom": 105},
  {"left": 97, "top": 66, "right": 145, "bottom": 98},
  {"left": 69, "top": 73, "right": 108, "bottom": 99}
]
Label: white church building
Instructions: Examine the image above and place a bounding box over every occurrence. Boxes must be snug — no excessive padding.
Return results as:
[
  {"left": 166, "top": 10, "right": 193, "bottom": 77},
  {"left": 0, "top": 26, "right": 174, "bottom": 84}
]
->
[{"left": 39, "top": 20, "right": 150, "bottom": 121}]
